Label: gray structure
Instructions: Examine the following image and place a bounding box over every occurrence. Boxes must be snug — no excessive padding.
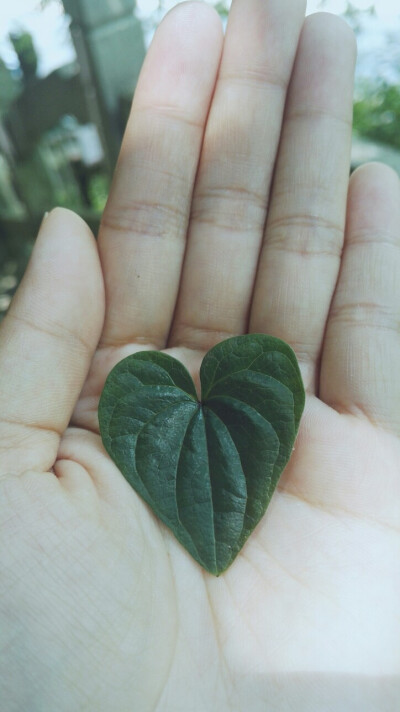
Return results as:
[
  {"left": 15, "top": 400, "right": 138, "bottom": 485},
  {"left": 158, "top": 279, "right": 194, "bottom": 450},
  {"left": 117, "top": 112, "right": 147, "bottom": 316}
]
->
[{"left": 63, "top": 0, "right": 146, "bottom": 170}]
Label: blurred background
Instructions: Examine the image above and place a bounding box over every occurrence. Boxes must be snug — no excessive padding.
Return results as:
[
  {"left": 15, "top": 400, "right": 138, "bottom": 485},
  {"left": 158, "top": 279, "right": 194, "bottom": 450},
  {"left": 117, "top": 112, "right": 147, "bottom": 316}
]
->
[{"left": 0, "top": 0, "right": 399, "bottom": 316}]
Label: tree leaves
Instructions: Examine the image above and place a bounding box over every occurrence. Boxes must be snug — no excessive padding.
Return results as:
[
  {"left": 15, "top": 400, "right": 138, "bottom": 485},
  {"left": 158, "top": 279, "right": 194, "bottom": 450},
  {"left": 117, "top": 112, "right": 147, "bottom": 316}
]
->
[{"left": 98, "top": 334, "right": 305, "bottom": 576}]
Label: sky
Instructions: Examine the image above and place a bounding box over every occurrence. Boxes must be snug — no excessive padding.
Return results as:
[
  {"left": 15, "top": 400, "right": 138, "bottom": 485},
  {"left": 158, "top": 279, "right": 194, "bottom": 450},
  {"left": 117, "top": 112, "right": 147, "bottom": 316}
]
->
[{"left": 0, "top": 0, "right": 399, "bottom": 79}]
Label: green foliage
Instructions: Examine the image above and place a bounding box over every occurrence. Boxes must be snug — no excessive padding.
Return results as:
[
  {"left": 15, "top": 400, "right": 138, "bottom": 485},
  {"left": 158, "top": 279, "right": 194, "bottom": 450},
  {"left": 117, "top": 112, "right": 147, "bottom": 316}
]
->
[
  {"left": 38, "top": 0, "right": 63, "bottom": 9},
  {"left": 0, "top": 59, "right": 21, "bottom": 116},
  {"left": 353, "top": 80, "right": 400, "bottom": 151},
  {"left": 99, "top": 334, "right": 305, "bottom": 575},
  {"left": 88, "top": 172, "right": 110, "bottom": 213},
  {"left": 335, "top": 2, "right": 400, "bottom": 152},
  {"left": 9, "top": 32, "right": 38, "bottom": 83},
  {"left": 343, "top": 2, "right": 376, "bottom": 33},
  {"left": 213, "top": 1, "right": 230, "bottom": 18}
]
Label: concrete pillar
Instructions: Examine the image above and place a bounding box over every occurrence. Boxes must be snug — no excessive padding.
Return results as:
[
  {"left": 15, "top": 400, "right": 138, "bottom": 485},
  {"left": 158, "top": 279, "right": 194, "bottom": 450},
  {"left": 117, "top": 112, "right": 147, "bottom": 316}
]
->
[{"left": 63, "top": 0, "right": 146, "bottom": 171}]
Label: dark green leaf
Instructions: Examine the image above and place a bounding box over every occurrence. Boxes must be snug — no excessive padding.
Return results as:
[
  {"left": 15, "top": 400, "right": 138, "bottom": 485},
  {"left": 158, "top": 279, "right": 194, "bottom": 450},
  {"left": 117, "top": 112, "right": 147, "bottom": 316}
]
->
[{"left": 98, "top": 334, "right": 305, "bottom": 575}]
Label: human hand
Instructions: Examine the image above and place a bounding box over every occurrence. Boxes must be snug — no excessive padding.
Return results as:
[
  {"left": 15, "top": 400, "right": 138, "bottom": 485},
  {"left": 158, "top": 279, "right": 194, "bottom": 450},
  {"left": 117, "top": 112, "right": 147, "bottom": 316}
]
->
[{"left": 1, "top": 2, "right": 399, "bottom": 710}]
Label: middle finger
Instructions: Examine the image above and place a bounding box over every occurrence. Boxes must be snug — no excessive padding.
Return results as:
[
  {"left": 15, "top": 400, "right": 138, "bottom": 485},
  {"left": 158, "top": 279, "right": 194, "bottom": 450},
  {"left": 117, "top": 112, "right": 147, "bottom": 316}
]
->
[{"left": 168, "top": 0, "right": 306, "bottom": 351}]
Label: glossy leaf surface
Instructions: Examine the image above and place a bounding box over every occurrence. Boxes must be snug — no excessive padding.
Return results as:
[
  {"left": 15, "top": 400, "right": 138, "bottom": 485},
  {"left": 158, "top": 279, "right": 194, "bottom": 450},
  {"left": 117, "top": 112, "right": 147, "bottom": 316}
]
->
[{"left": 98, "top": 335, "right": 305, "bottom": 575}]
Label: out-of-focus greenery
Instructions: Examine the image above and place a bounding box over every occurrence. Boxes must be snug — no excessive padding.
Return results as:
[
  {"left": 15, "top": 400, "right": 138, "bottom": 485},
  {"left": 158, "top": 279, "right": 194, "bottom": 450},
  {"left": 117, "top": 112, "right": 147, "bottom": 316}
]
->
[
  {"left": 340, "top": 3, "right": 400, "bottom": 155},
  {"left": 343, "top": 2, "right": 376, "bottom": 33},
  {"left": 0, "top": 58, "right": 21, "bottom": 116},
  {"left": 9, "top": 32, "right": 38, "bottom": 84},
  {"left": 88, "top": 172, "right": 110, "bottom": 213},
  {"left": 213, "top": 1, "right": 229, "bottom": 18},
  {"left": 353, "top": 80, "right": 400, "bottom": 151}
]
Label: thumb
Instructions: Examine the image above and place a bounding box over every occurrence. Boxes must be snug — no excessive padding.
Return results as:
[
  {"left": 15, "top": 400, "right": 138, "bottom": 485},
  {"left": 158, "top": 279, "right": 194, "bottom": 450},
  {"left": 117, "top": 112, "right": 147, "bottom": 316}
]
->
[{"left": 0, "top": 208, "right": 104, "bottom": 476}]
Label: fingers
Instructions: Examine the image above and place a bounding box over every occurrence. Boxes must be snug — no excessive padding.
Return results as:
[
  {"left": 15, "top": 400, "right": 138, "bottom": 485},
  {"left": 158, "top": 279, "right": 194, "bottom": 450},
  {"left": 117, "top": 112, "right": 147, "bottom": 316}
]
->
[
  {"left": 168, "top": 0, "right": 307, "bottom": 352},
  {"left": 320, "top": 163, "right": 400, "bottom": 436},
  {"left": 0, "top": 209, "right": 104, "bottom": 474},
  {"left": 250, "top": 13, "right": 356, "bottom": 391},
  {"left": 98, "top": 2, "right": 223, "bottom": 349}
]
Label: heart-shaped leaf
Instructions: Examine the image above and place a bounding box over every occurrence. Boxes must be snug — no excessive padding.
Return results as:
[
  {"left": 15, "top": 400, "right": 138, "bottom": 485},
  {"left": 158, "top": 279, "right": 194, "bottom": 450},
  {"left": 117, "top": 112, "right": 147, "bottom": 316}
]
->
[{"left": 98, "top": 334, "right": 305, "bottom": 575}]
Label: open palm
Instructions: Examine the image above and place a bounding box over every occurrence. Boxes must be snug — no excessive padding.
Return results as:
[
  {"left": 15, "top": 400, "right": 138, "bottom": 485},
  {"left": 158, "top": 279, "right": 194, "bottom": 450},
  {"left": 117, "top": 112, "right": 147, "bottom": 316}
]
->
[{"left": 1, "top": 2, "right": 399, "bottom": 710}]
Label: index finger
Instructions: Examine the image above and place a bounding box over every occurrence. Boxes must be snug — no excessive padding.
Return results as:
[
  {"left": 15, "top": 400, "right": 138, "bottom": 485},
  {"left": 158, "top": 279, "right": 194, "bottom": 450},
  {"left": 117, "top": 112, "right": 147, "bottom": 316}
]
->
[{"left": 98, "top": 3, "right": 223, "bottom": 350}]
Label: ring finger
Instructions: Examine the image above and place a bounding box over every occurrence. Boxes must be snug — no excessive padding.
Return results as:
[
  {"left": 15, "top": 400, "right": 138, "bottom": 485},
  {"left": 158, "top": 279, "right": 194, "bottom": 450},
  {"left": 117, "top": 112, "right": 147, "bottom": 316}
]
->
[{"left": 250, "top": 13, "right": 356, "bottom": 391}]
